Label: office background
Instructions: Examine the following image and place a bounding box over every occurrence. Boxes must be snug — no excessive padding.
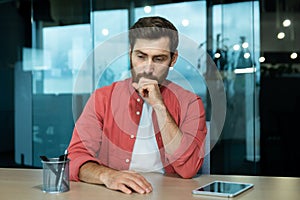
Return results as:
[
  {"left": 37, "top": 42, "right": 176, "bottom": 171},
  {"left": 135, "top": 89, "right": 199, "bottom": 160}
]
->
[{"left": 0, "top": 0, "right": 299, "bottom": 177}]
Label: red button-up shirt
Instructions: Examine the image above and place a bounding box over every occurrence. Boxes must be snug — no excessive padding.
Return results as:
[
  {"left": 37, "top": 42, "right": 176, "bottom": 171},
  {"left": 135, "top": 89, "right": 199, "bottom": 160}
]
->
[{"left": 68, "top": 78, "right": 207, "bottom": 180}]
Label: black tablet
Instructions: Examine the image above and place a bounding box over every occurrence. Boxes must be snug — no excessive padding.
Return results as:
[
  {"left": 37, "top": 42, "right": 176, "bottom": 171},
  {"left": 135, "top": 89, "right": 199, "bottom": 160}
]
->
[{"left": 192, "top": 180, "right": 254, "bottom": 197}]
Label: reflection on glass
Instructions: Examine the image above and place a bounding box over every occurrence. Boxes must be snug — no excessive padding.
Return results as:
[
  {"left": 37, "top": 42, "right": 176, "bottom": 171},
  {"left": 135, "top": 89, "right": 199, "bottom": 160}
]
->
[
  {"left": 92, "top": 9, "right": 129, "bottom": 88},
  {"left": 25, "top": 24, "right": 92, "bottom": 94},
  {"left": 212, "top": 1, "right": 261, "bottom": 174}
]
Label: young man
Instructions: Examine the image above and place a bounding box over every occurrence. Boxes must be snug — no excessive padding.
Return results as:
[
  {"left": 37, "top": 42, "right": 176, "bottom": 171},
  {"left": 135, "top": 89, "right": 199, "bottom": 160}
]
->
[{"left": 67, "top": 16, "right": 207, "bottom": 194}]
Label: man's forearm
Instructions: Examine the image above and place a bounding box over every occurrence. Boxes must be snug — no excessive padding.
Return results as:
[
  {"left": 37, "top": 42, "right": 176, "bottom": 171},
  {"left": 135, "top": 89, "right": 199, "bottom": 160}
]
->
[
  {"left": 153, "top": 104, "right": 183, "bottom": 154},
  {"left": 78, "top": 161, "right": 153, "bottom": 194},
  {"left": 78, "top": 161, "right": 115, "bottom": 185}
]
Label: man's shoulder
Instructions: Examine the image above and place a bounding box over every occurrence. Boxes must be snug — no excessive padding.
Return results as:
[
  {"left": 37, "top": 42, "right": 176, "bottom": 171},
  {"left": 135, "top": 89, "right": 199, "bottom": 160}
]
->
[
  {"left": 164, "top": 80, "right": 198, "bottom": 97},
  {"left": 94, "top": 78, "right": 130, "bottom": 94}
]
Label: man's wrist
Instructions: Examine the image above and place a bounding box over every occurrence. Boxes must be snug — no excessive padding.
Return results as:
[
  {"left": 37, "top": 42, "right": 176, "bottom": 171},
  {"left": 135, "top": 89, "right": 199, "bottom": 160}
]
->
[{"left": 152, "top": 103, "right": 167, "bottom": 112}]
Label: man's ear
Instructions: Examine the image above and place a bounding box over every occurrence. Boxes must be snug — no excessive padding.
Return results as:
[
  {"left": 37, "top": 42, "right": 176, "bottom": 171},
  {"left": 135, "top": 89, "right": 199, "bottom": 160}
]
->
[{"left": 170, "top": 50, "right": 178, "bottom": 67}]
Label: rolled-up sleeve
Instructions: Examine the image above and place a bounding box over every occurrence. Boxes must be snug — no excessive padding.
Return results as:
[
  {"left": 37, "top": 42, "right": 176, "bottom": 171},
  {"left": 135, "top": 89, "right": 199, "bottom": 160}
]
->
[
  {"left": 165, "top": 97, "right": 207, "bottom": 178},
  {"left": 67, "top": 92, "right": 104, "bottom": 181}
]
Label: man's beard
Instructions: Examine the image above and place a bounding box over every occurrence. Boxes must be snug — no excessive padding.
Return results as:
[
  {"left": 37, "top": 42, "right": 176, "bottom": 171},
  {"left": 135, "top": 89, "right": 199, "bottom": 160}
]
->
[
  {"left": 133, "top": 71, "right": 159, "bottom": 83},
  {"left": 130, "top": 58, "right": 170, "bottom": 85}
]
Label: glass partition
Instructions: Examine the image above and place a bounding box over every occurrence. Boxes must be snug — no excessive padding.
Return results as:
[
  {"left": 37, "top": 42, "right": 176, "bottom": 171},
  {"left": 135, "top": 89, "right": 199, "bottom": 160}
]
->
[
  {"left": 16, "top": 0, "right": 260, "bottom": 175},
  {"left": 210, "top": 1, "right": 260, "bottom": 175},
  {"left": 92, "top": 9, "right": 129, "bottom": 88},
  {"left": 23, "top": 0, "right": 92, "bottom": 166}
]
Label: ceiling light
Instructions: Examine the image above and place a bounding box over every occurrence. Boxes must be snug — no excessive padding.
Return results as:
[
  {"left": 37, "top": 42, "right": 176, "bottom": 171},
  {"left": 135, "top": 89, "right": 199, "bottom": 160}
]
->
[
  {"left": 181, "top": 19, "right": 189, "bottom": 27},
  {"left": 233, "top": 44, "right": 240, "bottom": 51},
  {"left": 259, "top": 57, "right": 265, "bottom": 63},
  {"left": 214, "top": 52, "right": 221, "bottom": 58},
  {"left": 242, "top": 42, "right": 249, "bottom": 49},
  {"left": 234, "top": 67, "right": 256, "bottom": 74},
  {"left": 102, "top": 28, "right": 109, "bottom": 36},
  {"left": 144, "top": 6, "right": 152, "bottom": 13},
  {"left": 282, "top": 19, "right": 291, "bottom": 27},
  {"left": 290, "top": 52, "right": 298, "bottom": 59},
  {"left": 277, "top": 32, "right": 285, "bottom": 39},
  {"left": 244, "top": 52, "right": 250, "bottom": 59}
]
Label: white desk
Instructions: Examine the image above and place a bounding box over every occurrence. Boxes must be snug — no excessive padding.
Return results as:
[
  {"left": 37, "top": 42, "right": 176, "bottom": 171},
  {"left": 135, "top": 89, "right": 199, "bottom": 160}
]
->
[{"left": 0, "top": 168, "right": 299, "bottom": 200}]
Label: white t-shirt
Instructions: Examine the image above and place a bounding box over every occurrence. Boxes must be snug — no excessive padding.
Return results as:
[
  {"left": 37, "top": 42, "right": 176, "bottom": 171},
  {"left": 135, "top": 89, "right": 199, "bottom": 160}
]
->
[{"left": 129, "top": 102, "right": 164, "bottom": 173}]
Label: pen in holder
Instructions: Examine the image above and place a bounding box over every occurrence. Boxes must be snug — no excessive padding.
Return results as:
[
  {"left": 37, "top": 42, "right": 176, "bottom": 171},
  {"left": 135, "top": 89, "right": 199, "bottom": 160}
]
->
[
  {"left": 40, "top": 152, "right": 70, "bottom": 193},
  {"left": 57, "top": 150, "right": 68, "bottom": 191}
]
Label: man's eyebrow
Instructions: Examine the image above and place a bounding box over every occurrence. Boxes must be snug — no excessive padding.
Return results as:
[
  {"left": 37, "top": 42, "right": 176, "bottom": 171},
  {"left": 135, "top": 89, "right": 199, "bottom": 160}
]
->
[
  {"left": 134, "top": 49, "right": 169, "bottom": 57},
  {"left": 133, "top": 50, "right": 147, "bottom": 55}
]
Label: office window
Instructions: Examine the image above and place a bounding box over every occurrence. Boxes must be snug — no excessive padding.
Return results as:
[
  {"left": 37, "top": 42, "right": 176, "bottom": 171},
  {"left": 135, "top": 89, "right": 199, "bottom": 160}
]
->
[
  {"left": 28, "top": 9, "right": 129, "bottom": 167},
  {"left": 92, "top": 9, "right": 129, "bottom": 88},
  {"left": 15, "top": 1, "right": 261, "bottom": 175},
  {"left": 42, "top": 24, "right": 92, "bottom": 94},
  {"left": 211, "top": 1, "right": 260, "bottom": 174}
]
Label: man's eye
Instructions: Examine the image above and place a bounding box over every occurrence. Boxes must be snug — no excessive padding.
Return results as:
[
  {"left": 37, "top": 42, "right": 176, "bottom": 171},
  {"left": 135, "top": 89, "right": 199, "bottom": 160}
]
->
[
  {"left": 137, "top": 54, "right": 145, "bottom": 59},
  {"left": 154, "top": 57, "right": 164, "bottom": 62}
]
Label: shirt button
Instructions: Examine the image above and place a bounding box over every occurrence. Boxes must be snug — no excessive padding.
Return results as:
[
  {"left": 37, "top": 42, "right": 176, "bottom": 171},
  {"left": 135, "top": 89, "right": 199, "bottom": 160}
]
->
[
  {"left": 130, "top": 135, "right": 135, "bottom": 139},
  {"left": 137, "top": 98, "right": 141, "bottom": 102},
  {"left": 125, "top": 159, "right": 130, "bottom": 163},
  {"left": 136, "top": 111, "right": 140, "bottom": 115}
]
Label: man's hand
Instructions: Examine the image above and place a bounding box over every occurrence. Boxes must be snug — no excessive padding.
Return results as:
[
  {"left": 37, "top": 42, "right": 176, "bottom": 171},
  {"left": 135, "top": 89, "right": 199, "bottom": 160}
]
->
[
  {"left": 132, "top": 77, "right": 183, "bottom": 155},
  {"left": 100, "top": 170, "right": 153, "bottom": 194},
  {"left": 79, "top": 162, "right": 152, "bottom": 194},
  {"left": 132, "top": 77, "right": 164, "bottom": 106}
]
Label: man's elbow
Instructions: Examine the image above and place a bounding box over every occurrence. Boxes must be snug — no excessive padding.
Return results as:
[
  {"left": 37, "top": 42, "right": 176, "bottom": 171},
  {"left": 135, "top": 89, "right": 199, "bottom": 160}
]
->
[
  {"left": 174, "top": 160, "right": 204, "bottom": 179},
  {"left": 176, "top": 168, "right": 199, "bottom": 179}
]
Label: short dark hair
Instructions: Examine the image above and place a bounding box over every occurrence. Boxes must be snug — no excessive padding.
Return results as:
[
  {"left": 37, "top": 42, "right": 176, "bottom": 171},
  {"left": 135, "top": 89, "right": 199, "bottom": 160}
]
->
[{"left": 129, "top": 16, "right": 179, "bottom": 54}]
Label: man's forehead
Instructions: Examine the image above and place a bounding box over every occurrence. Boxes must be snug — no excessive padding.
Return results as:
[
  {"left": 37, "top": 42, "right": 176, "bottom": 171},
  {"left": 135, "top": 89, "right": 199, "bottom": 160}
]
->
[{"left": 133, "top": 37, "right": 171, "bottom": 52}]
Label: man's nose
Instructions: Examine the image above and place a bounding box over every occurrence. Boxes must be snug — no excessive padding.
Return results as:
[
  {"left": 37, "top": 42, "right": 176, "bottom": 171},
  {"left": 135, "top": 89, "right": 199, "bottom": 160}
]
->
[{"left": 144, "top": 59, "right": 155, "bottom": 73}]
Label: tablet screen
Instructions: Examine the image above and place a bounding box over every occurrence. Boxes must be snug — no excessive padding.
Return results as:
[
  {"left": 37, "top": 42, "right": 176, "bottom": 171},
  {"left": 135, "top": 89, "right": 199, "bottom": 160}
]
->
[{"left": 192, "top": 180, "right": 254, "bottom": 197}]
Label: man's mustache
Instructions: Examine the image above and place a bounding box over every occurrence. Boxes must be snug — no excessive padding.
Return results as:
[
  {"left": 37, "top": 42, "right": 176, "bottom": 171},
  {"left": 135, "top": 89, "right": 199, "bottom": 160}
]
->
[{"left": 135, "top": 73, "right": 158, "bottom": 82}]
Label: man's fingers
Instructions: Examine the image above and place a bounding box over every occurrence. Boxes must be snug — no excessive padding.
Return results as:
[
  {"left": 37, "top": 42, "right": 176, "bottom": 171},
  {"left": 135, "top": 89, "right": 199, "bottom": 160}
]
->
[
  {"left": 130, "top": 173, "right": 153, "bottom": 193},
  {"left": 124, "top": 179, "right": 147, "bottom": 194},
  {"left": 123, "top": 173, "right": 152, "bottom": 194},
  {"left": 132, "top": 83, "right": 151, "bottom": 98},
  {"left": 132, "top": 78, "right": 163, "bottom": 105},
  {"left": 132, "top": 77, "right": 158, "bottom": 90},
  {"left": 104, "top": 171, "right": 152, "bottom": 194},
  {"left": 139, "top": 78, "right": 158, "bottom": 85},
  {"left": 132, "top": 82, "right": 139, "bottom": 90},
  {"left": 118, "top": 183, "right": 133, "bottom": 194}
]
